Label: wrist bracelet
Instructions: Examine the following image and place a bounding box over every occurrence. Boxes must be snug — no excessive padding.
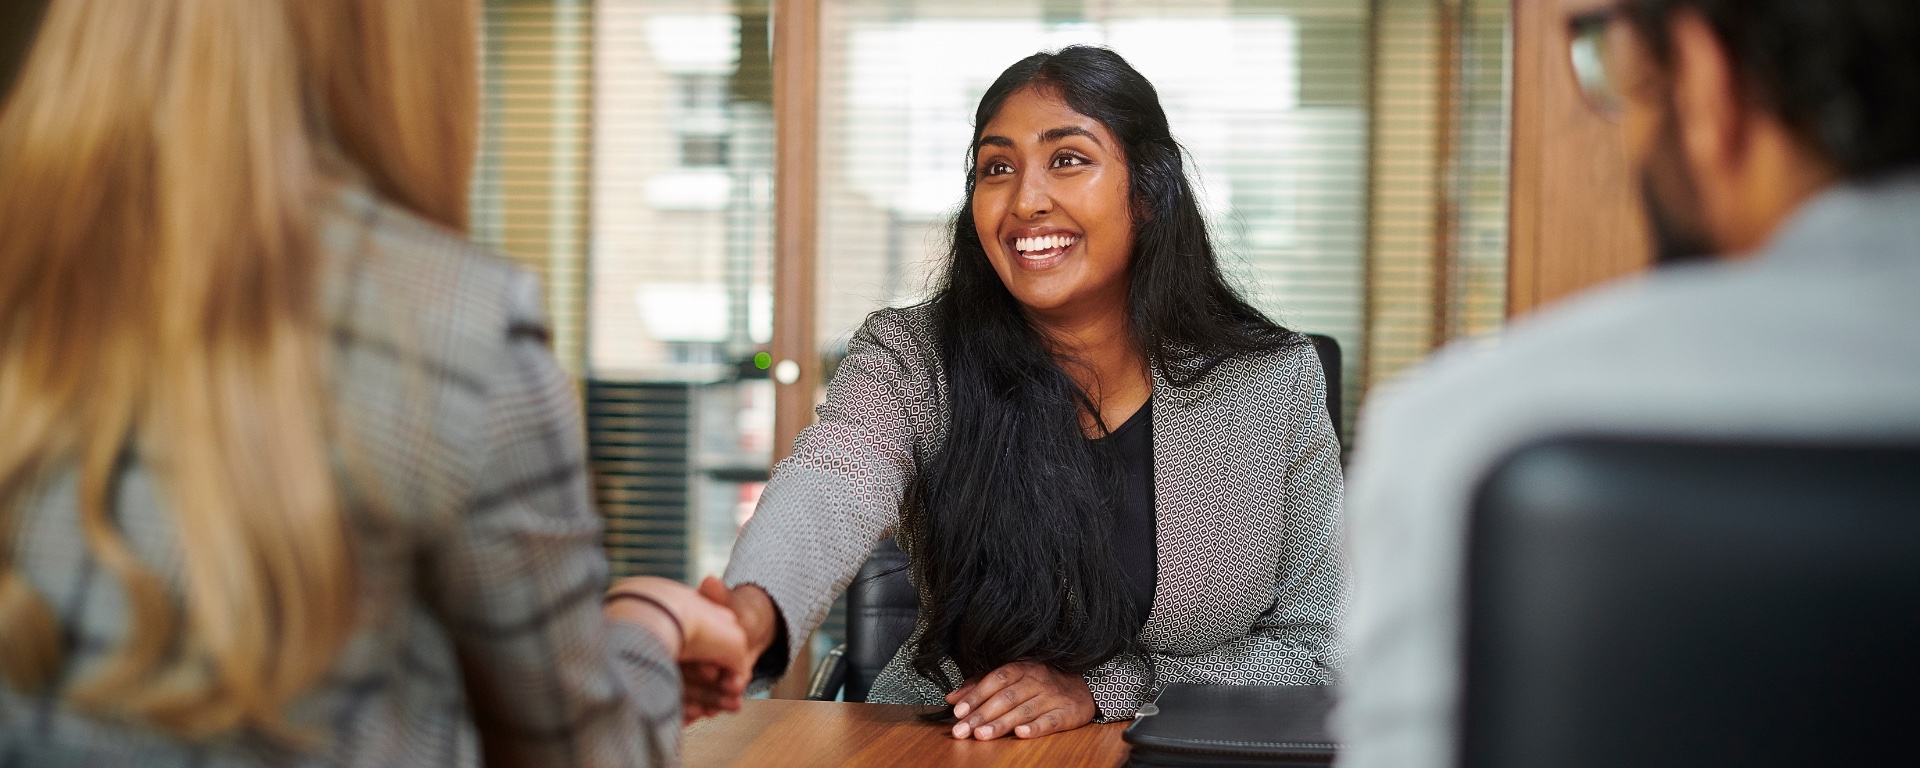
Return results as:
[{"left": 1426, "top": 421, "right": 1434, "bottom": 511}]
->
[{"left": 605, "top": 591, "right": 686, "bottom": 646}]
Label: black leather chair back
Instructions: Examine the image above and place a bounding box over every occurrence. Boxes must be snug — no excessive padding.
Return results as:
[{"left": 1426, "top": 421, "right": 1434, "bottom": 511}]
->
[
  {"left": 1305, "top": 334, "right": 1342, "bottom": 444},
  {"left": 842, "top": 538, "right": 918, "bottom": 703},
  {"left": 1463, "top": 438, "right": 1920, "bottom": 768}
]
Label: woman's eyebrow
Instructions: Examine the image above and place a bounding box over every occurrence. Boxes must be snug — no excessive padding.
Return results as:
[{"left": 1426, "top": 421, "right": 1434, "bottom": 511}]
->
[
  {"left": 1039, "top": 125, "right": 1100, "bottom": 145},
  {"left": 974, "top": 125, "right": 1102, "bottom": 151}
]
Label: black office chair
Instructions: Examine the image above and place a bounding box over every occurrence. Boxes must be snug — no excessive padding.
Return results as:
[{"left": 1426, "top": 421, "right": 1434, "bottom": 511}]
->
[
  {"left": 1306, "top": 333, "right": 1342, "bottom": 445},
  {"left": 808, "top": 537, "right": 916, "bottom": 701},
  {"left": 1462, "top": 437, "right": 1920, "bottom": 768},
  {"left": 806, "top": 333, "right": 1345, "bottom": 701}
]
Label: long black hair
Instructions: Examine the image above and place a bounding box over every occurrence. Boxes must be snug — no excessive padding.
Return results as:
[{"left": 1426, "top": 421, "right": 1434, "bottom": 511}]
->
[{"left": 906, "top": 46, "right": 1300, "bottom": 688}]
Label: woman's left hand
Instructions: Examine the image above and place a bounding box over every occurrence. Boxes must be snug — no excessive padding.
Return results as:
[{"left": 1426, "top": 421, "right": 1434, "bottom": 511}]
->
[{"left": 945, "top": 661, "right": 1098, "bottom": 740}]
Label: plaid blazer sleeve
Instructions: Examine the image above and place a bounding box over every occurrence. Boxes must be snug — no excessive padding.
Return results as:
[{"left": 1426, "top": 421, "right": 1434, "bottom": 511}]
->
[{"left": 420, "top": 269, "right": 683, "bottom": 768}]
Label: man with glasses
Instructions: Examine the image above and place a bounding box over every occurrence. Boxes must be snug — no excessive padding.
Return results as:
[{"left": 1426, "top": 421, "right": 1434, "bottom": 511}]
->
[{"left": 1336, "top": 2, "right": 1920, "bottom": 766}]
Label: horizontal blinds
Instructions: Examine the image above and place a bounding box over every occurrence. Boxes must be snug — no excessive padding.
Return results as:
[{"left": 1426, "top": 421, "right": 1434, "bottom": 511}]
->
[
  {"left": 815, "top": 0, "right": 1373, "bottom": 437},
  {"left": 588, "top": 382, "right": 694, "bottom": 581},
  {"left": 472, "top": 0, "right": 1510, "bottom": 446},
  {"left": 1448, "top": 0, "right": 1510, "bottom": 341},
  {"left": 1365, "top": 0, "right": 1510, "bottom": 390},
  {"left": 469, "top": 1, "right": 1512, "bottom": 595},
  {"left": 563, "top": 4, "right": 791, "bottom": 633},
  {"left": 588, "top": 0, "right": 775, "bottom": 381},
  {"left": 472, "top": 0, "right": 592, "bottom": 374},
  {"left": 1366, "top": 0, "right": 1444, "bottom": 390}
]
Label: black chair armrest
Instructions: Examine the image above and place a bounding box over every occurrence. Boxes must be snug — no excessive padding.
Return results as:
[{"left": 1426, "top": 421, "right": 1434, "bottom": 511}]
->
[{"left": 806, "top": 643, "right": 849, "bottom": 701}]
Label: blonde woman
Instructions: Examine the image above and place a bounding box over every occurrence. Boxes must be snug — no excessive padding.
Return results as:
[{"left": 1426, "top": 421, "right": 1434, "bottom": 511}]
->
[{"left": 0, "top": 0, "right": 747, "bottom": 764}]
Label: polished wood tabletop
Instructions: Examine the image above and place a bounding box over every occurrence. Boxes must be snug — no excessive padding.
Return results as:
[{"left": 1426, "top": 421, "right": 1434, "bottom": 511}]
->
[{"left": 682, "top": 699, "right": 1133, "bottom": 768}]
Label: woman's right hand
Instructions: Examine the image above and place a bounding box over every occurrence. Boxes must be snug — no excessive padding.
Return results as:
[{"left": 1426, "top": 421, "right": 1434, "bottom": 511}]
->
[
  {"left": 605, "top": 575, "right": 752, "bottom": 722},
  {"left": 699, "top": 577, "right": 781, "bottom": 661},
  {"left": 683, "top": 578, "right": 786, "bottom": 719}
]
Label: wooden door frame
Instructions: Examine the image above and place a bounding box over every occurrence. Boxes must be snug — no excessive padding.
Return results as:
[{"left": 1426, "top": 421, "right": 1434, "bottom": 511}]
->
[
  {"left": 768, "top": 0, "right": 822, "bottom": 699},
  {"left": 1507, "top": 0, "right": 1651, "bottom": 316}
]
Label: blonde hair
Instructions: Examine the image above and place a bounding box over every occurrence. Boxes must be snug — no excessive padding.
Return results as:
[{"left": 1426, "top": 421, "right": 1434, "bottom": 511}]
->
[{"left": 0, "top": 0, "right": 476, "bottom": 741}]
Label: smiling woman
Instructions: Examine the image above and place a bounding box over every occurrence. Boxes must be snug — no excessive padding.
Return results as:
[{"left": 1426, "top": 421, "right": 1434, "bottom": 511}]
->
[
  {"left": 717, "top": 45, "right": 1346, "bottom": 743},
  {"left": 969, "top": 86, "right": 1145, "bottom": 437},
  {"left": 972, "top": 93, "right": 1136, "bottom": 321}
]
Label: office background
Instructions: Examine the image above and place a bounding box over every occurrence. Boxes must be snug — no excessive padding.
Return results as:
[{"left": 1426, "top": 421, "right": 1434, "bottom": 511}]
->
[
  {"left": 0, "top": 0, "right": 1652, "bottom": 699},
  {"left": 458, "top": 0, "right": 1525, "bottom": 678}
]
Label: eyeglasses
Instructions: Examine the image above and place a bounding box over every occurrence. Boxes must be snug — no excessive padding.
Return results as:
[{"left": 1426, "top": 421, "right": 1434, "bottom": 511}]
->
[{"left": 1567, "top": 7, "right": 1624, "bottom": 117}]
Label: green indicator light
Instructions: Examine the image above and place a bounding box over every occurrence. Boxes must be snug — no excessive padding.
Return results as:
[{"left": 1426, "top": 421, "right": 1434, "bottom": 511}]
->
[{"left": 754, "top": 352, "right": 772, "bottom": 369}]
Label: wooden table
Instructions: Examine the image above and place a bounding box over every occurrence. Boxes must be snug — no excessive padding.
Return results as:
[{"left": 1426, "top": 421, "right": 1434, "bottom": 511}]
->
[{"left": 682, "top": 699, "right": 1133, "bottom": 768}]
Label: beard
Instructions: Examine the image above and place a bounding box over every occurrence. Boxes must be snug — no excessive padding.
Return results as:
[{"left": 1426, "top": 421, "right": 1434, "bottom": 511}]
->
[{"left": 1640, "top": 101, "right": 1716, "bottom": 265}]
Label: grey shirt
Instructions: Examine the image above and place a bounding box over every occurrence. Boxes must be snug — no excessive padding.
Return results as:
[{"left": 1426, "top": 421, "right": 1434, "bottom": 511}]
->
[{"left": 1336, "top": 173, "right": 1920, "bottom": 768}]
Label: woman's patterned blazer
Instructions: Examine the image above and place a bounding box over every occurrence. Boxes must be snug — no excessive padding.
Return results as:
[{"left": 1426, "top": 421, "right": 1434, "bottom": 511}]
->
[{"left": 724, "top": 303, "right": 1346, "bottom": 721}]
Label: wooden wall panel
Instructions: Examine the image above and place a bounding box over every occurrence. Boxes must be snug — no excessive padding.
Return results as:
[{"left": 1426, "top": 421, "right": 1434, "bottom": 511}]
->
[
  {"left": 769, "top": 0, "right": 822, "bottom": 700},
  {"left": 771, "top": 0, "right": 821, "bottom": 469},
  {"left": 1508, "top": 0, "right": 1650, "bottom": 316}
]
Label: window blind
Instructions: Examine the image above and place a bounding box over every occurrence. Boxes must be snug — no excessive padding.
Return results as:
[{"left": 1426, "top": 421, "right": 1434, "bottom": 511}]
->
[
  {"left": 472, "top": 0, "right": 593, "bottom": 374},
  {"left": 582, "top": 0, "right": 782, "bottom": 585},
  {"left": 473, "top": 0, "right": 1509, "bottom": 485},
  {"left": 466, "top": 0, "right": 1509, "bottom": 662},
  {"left": 813, "top": 0, "right": 1373, "bottom": 437},
  {"left": 1448, "top": 0, "right": 1511, "bottom": 341},
  {"left": 562, "top": 0, "right": 831, "bottom": 645},
  {"left": 1366, "top": 0, "right": 1445, "bottom": 389},
  {"left": 588, "top": 0, "right": 776, "bottom": 382},
  {"left": 1366, "top": 0, "right": 1510, "bottom": 390},
  {"left": 588, "top": 381, "right": 695, "bottom": 581}
]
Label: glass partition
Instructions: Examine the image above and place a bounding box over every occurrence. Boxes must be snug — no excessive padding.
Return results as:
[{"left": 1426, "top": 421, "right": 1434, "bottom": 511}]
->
[{"left": 815, "top": 0, "right": 1373, "bottom": 432}]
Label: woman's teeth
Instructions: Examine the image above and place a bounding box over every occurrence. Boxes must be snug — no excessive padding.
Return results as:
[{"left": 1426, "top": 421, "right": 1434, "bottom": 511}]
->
[{"left": 1015, "top": 234, "right": 1079, "bottom": 257}]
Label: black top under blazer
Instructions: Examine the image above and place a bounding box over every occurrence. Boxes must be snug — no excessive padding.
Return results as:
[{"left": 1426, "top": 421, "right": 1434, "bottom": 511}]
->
[{"left": 723, "top": 305, "right": 1347, "bottom": 721}]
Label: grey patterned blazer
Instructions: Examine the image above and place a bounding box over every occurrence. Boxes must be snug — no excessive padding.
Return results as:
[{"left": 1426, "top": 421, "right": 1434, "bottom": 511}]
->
[
  {"left": 1, "top": 186, "right": 681, "bottom": 767},
  {"left": 724, "top": 305, "right": 1346, "bottom": 720}
]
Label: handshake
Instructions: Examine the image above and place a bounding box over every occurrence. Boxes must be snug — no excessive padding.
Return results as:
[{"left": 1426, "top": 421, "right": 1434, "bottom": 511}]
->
[{"left": 604, "top": 575, "right": 765, "bottom": 724}]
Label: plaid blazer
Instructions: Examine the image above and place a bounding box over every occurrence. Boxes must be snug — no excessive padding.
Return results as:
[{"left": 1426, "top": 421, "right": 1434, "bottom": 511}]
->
[
  {"left": 724, "top": 305, "right": 1346, "bottom": 721},
  {"left": 0, "top": 186, "right": 681, "bottom": 767}
]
